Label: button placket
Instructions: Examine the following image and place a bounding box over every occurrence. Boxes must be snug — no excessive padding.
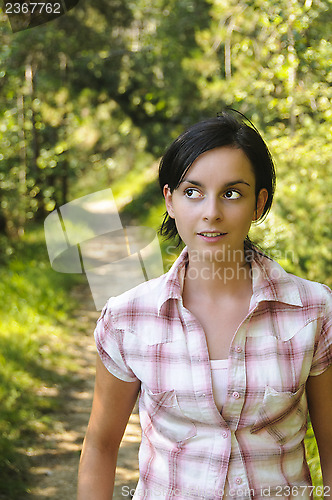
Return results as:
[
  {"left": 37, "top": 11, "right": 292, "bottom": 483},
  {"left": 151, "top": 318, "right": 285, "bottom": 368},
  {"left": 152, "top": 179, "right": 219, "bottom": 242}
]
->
[
  {"left": 223, "top": 324, "right": 247, "bottom": 430},
  {"left": 226, "top": 433, "right": 251, "bottom": 497},
  {"left": 181, "top": 306, "right": 220, "bottom": 423}
]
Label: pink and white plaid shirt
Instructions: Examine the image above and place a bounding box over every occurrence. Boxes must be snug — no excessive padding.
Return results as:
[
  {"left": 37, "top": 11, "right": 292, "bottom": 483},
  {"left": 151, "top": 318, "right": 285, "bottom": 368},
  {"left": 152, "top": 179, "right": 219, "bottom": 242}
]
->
[{"left": 95, "top": 247, "right": 332, "bottom": 500}]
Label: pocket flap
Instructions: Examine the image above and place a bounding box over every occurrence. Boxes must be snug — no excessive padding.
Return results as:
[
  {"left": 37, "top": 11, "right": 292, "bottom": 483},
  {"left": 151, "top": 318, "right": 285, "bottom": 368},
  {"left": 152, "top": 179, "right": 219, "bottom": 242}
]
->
[
  {"left": 251, "top": 385, "right": 305, "bottom": 434},
  {"left": 143, "top": 388, "right": 197, "bottom": 442}
]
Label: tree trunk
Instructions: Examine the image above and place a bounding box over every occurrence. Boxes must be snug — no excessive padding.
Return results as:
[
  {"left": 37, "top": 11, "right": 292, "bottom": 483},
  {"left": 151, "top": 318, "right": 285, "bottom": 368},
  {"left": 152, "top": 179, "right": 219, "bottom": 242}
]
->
[{"left": 17, "top": 92, "right": 27, "bottom": 235}]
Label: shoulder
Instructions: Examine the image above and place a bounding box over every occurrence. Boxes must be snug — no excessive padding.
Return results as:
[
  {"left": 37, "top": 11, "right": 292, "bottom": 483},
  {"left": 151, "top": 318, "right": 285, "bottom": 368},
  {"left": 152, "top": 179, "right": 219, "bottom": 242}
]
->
[
  {"left": 102, "top": 246, "right": 188, "bottom": 320},
  {"left": 286, "top": 272, "right": 331, "bottom": 320},
  {"left": 254, "top": 252, "right": 331, "bottom": 312},
  {"left": 103, "top": 272, "right": 168, "bottom": 319},
  {"left": 288, "top": 272, "right": 331, "bottom": 302}
]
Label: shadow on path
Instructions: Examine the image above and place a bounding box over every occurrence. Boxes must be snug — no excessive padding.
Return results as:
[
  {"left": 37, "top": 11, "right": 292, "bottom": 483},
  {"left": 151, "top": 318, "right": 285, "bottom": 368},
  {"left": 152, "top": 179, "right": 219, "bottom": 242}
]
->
[{"left": 27, "top": 285, "right": 140, "bottom": 499}]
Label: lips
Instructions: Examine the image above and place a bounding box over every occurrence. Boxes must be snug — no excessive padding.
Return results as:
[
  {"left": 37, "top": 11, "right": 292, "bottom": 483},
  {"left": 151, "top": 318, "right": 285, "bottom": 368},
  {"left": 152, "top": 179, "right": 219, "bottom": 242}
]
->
[{"left": 198, "top": 231, "right": 227, "bottom": 237}]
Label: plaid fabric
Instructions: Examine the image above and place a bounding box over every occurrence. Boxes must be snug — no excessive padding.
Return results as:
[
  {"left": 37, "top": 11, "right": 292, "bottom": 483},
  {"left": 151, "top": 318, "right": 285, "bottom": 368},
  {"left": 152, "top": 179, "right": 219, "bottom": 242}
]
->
[{"left": 95, "top": 247, "right": 332, "bottom": 500}]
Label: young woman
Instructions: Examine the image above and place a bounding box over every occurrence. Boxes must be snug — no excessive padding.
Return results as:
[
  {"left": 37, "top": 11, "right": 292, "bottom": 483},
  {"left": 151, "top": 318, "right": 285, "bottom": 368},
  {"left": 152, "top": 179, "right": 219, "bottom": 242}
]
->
[{"left": 77, "top": 112, "right": 332, "bottom": 499}]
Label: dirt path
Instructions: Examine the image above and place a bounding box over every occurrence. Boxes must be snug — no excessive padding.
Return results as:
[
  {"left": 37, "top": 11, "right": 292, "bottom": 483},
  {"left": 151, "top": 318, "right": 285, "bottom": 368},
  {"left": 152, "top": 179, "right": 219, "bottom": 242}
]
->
[{"left": 27, "top": 283, "right": 140, "bottom": 500}]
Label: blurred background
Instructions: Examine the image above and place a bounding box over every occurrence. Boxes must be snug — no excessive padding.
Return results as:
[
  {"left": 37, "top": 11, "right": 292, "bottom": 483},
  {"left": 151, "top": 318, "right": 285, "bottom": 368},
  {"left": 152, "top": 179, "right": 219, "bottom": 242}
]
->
[{"left": 0, "top": 0, "right": 331, "bottom": 497}]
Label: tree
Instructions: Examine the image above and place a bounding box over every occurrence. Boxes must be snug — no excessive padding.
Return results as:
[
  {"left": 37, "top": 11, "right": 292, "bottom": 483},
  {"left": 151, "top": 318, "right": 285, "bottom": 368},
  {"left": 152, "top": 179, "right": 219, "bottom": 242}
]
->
[{"left": 0, "top": 0, "right": 331, "bottom": 287}]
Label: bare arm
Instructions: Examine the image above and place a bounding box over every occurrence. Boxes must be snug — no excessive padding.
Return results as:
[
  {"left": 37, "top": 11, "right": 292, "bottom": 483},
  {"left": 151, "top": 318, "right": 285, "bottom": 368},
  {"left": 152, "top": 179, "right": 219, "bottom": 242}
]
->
[
  {"left": 306, "top": 365, "right": 332, "bottom": 494},
  {"left": 77, "top": 356, "right": 140, "bottom": 500}
]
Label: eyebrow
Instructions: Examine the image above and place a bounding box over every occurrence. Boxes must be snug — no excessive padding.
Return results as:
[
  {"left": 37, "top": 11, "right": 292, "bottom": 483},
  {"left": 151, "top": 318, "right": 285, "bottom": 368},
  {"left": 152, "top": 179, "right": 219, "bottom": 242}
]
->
[{"left": 181, "top": 179, "right": 251, "bottom": 188}]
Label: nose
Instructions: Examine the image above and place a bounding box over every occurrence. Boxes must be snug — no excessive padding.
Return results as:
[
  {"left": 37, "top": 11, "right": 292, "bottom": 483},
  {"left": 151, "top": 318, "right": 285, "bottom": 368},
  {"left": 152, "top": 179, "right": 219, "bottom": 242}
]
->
[{"left": 203, "top": 196, "right": 223, "bottom": 221}]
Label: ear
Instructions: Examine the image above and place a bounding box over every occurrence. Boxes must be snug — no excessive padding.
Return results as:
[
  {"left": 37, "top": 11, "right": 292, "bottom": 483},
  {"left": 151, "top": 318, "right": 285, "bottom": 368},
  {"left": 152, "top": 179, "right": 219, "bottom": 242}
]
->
[
  {"left": 253, "top": 188, "right": 268, "bottom": 221},
  {"left": 163, "top": 184, "right": 175, "bottom": 219}
]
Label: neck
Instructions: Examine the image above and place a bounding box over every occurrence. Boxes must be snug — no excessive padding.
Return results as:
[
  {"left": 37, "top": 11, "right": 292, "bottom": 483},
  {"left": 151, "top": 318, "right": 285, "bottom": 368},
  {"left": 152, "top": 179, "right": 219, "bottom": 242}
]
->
[{"left": 184, "top": 246, "right": 252, "bottom": 299}]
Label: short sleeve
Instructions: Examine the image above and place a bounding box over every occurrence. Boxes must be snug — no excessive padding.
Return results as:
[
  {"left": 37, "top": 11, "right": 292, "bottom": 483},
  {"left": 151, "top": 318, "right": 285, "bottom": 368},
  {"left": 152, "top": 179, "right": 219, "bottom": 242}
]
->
[
  {"left": 309, "top": 285, "right": 332, "bottom": 377},
  {"left": 94, "top": 299, "right": 138, "bottom": 383}
]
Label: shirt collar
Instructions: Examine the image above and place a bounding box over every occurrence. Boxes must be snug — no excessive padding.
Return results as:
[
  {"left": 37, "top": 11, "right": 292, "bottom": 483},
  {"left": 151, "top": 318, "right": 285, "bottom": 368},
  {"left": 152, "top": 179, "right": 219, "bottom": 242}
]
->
[
  {"left": 250, "top": 252, "right": 303, "bottom": 307},
  {"left": 157, "top": 246, "right": 188, "bottom": 314},
  {"left": 158, "top": 246, "right": 303, "bottom": 315}
]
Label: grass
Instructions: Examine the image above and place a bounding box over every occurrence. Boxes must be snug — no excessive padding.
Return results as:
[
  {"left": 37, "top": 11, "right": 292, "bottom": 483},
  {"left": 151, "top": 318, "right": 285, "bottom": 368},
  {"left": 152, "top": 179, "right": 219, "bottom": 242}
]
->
[
  {"left": 305, "top": 422, "right": 324, "bottom": 496},
  {"left": 0, "top": 224, "right": 84, "bottom": 498}
]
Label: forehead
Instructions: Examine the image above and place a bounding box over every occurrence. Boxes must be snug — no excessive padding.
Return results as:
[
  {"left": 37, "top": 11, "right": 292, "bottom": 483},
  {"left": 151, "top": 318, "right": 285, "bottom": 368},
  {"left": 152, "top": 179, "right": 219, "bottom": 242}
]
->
[{"left": 182, "top": 147, "right": 255, "bottom": 183}]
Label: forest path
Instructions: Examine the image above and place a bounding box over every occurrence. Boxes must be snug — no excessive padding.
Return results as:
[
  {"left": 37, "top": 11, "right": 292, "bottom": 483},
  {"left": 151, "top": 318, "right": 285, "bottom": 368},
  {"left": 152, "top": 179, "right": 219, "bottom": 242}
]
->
[{"left": 27, "top": 283, "right": 140, "bottom": 500}]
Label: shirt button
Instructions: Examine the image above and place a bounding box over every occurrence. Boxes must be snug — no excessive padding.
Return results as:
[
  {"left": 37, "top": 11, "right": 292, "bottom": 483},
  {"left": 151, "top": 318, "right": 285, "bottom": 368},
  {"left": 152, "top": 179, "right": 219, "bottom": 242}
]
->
[
  {"left": 222, "top": 431, "right": 228, "bottom": 439},
  {"left": 232, "top": 391, "right": 240, "bottom": 399},
  {"left": 235, "top": 478, "right": 242, "bottom": 485},
  {"left": 235, "top": 346, "right": 242, "bottom": 353}
]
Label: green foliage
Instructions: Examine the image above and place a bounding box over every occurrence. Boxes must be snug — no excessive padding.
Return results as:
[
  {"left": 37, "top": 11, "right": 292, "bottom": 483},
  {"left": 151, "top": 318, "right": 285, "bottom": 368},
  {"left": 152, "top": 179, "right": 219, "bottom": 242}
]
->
[
  {"left": 194, "top": 0, "right": 332, "bottom": 130},
  {"left": 0, "top": 0, "right": 143, "bottom": 232},
  {"left": 0, "top": 225, "right": 83, "bottom": 497},
  {"left": 1, "top": 0, "right": 331, "bottom": 240},
  {"left": 250, "top": 123, "right": 332, "bottom": 287},
  {"left": 305, "top": 421, "right": 323, "bottom": 494}
]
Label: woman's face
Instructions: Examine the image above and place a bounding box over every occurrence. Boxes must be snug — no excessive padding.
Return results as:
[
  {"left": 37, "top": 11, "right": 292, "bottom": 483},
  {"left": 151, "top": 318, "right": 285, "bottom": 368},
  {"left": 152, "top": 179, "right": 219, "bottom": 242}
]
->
[{"left": 163, "top": 147, "right": 268, "bottom": 262}]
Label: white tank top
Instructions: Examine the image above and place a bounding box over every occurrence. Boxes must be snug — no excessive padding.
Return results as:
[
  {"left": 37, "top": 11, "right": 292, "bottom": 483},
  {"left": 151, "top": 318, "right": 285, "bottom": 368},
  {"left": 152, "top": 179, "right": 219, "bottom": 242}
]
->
[{"left": 210, "top": 359, "right": 228, "bottom": 412}]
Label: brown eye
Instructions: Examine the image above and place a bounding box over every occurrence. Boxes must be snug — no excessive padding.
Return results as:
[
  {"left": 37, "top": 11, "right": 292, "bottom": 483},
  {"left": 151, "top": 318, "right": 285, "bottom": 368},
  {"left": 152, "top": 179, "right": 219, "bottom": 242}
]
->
[
  {"left": 184, "top": 188, "right": 201, "bottom": 199},
  {"left": 223, "top": 190, "right": 241, "bottom": 200}
]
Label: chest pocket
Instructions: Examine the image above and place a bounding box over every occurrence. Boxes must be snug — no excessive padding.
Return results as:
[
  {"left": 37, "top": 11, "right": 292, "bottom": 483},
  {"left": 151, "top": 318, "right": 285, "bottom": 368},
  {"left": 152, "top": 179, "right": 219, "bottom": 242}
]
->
[
  {"left": 250, "top": 385, "right": 307, "bottom": 445},
  {"left": 141, "top": 388, "right": 197, "bottom": 444}
]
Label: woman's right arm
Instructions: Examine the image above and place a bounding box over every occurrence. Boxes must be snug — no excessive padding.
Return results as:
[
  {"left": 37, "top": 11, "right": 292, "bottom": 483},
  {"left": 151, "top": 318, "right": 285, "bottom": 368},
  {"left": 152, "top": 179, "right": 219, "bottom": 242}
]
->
[{"left": 77, "top": 356, "right": 141, "bottom": 500}]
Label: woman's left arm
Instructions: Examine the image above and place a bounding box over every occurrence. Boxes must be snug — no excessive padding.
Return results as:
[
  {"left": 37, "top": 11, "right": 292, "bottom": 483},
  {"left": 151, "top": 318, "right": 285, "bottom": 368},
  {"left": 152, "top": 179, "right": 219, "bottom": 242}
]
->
[{"left": 306, "top": 365, "right": 332, "bottom": 493}]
